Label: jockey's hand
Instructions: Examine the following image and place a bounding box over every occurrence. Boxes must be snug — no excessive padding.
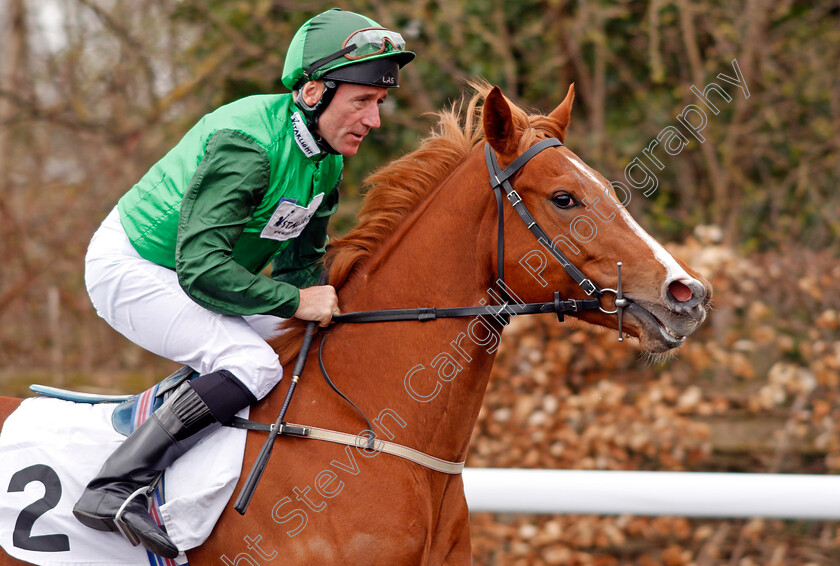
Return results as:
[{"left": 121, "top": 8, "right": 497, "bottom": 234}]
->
[{"left": 294, "top": 285, "right": 340, "bottom": 327}]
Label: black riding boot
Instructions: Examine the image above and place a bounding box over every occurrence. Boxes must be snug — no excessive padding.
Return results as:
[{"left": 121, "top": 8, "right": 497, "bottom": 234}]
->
[{"left": 73, "top": 370, "right": 255, "bottom": 558}]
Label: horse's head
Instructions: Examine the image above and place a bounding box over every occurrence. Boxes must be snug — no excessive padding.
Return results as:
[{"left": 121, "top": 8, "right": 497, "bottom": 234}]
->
[{"left": 482, "top": 85, "right": 711, "bottom": 353}]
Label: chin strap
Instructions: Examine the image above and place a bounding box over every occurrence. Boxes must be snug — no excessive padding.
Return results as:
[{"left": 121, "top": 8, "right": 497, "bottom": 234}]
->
[
  {"left": 312, "top": 132, "right": 339, "bottom": 156},
  {"left": 294, "top": 81, "right": 340, "bottom": 155}
]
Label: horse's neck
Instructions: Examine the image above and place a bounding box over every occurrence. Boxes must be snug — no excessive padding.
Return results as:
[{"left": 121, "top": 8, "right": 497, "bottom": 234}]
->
[{"left": 337, "top": 152, "right": 501, "bottom": 460}]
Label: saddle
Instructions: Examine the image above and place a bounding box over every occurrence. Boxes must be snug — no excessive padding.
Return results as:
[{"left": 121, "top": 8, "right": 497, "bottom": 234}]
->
[{"left": 29, "top": 366, "right": 198, "bottom": 437}]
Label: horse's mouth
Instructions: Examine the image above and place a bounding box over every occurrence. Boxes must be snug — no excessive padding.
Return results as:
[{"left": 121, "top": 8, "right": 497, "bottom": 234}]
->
[{"left": 625, "top": 302, "right": 695, "bottom": 352}]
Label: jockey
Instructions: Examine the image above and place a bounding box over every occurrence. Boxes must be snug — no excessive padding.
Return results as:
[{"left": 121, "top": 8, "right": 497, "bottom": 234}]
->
[{"left": 72, "top": 8, "right": 414, "bottom": 558}]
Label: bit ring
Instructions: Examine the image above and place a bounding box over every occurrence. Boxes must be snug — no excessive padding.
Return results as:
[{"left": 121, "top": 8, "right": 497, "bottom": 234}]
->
[{"left": 598, "top": 288, "right": 620, "bottom": 314}]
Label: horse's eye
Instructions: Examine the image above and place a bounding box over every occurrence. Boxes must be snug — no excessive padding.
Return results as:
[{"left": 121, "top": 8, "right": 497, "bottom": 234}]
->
[{"left": 552, "top": 193, "right": 577, "bottom": 209}]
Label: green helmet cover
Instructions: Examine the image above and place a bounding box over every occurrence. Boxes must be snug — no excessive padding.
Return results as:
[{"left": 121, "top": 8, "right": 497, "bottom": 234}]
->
[{"left": 282, "top": 8, "right": 415, "bottom": 91}]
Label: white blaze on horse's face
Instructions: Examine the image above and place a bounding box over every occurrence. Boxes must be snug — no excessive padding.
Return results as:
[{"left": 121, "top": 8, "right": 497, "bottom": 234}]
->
[
  {"left": 562, "top": 152, "right": 693, "bottom": 283},
  {"left": 559, "top": 149, "right": 711, "bottom": 352},
  {"left": 481, "top": 83, "right": 710, "bottom": 352}
]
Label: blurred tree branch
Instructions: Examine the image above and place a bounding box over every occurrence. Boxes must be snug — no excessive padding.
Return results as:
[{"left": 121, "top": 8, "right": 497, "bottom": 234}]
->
[
  {"left": 75, "top": 0, "right": 159, "bottom": 108},
  {"left": 677, "top": 0, "right": 725, "bottom": 224}
]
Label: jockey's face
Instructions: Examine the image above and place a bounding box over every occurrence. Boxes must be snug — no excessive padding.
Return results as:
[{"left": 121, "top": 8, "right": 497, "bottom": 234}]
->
[{"left": 302, "top": 81, "right": 387, "bottom": 157}]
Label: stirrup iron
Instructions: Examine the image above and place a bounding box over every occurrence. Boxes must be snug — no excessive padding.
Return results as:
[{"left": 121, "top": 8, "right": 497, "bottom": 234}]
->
[{"left": 113, "top": 486, "right": 152, "bottom": 547}]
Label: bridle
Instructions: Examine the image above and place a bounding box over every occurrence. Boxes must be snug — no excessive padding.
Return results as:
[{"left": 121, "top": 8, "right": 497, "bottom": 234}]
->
[
  {"left": 331, "top": 137, "right": 631, "bottom": 340},
  {"left": 483, "top": 138, "right": 630, "bottom": 341}
]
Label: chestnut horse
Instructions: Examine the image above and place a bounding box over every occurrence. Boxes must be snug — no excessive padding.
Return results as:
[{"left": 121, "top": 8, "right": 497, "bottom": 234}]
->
[{"left": 0, "top": 84, "right": 710, "bottom": 565}]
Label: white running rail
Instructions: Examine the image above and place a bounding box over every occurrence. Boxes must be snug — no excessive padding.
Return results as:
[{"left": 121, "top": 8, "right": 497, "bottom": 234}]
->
[{"left": 462, "top": 468, "right": 840, "bottom": 520}]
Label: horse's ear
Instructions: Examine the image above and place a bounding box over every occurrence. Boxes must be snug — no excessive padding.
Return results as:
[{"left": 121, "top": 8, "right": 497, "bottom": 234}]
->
[
  {"left": 483, "top": 86, "right": 521, "bottom": 155},
  {"left": 548, "top": 83, "right": 575, "bottom": 142}
]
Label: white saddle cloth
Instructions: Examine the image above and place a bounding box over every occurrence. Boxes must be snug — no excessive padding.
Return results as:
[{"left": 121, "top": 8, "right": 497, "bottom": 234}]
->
[{"left": 0, "top": 397, "right": 248, "bottom": 565}]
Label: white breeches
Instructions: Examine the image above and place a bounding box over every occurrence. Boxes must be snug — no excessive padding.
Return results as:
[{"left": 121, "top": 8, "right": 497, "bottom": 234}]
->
[{"left": 84, "top": 207, "right": 284, "bottom": 400}]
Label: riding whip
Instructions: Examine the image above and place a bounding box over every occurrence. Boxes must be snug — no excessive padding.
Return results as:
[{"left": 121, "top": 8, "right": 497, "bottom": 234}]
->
[{"left": 234, "top": 271, "right": 329, "bottom": 515}]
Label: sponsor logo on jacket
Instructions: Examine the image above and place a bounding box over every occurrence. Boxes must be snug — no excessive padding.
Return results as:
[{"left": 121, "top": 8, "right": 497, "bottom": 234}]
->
[
  {"left": 291, "top": 112, "right": 321, "bottom": 158},
  {"left": 260, "top": 192, "right": 324, "bottom": 242}
]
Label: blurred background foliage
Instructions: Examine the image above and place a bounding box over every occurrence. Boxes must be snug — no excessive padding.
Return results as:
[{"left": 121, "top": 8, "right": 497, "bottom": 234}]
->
[
  {"left": 1, "top": 1, "right": 840, "bottom": 563},
  {"left": 1, "top": 0, "right": 837, "bottom": 375}
]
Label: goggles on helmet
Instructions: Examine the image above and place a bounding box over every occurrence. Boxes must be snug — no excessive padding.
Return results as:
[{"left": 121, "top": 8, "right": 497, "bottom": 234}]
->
[
  {"left": 342, "top": 27, "right": 406, "bottom": 60},
  {"left": 301, "top": 27, "right": 407, "bottom": 84}
]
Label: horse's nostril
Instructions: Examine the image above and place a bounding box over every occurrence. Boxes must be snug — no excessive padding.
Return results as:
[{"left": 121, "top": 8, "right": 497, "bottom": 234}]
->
[{"left": 669, "top": 280, "right": 693, "bottom": 303}]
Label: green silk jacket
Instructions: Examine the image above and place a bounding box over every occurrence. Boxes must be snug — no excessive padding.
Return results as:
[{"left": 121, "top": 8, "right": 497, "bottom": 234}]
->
[{"left": 117, "top": 94, "right": 342, "bottom": 318}]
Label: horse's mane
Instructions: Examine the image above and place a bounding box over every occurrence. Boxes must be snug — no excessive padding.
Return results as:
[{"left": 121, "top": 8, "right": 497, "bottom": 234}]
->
[
  {"left": 326, "top": 85, "right": 488, "bottom": 291},
  {"left": 271, "top": 81, "right": 559, "bottom": 364}
]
